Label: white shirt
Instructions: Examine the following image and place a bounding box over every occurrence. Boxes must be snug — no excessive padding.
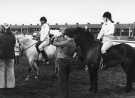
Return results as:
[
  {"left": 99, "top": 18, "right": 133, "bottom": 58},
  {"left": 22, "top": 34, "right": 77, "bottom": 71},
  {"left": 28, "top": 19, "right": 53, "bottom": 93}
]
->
[
  {"left": 97, "top": 21, "right": 115, "bottom": 40},
  {"left": 39, "top": 23, "right": 50, "bottom": 41}
]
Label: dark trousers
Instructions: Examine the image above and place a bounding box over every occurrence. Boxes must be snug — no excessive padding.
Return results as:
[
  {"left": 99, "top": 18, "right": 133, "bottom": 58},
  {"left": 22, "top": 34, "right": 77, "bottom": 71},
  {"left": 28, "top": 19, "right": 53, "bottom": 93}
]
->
[{"left": 56, "top": 58, "right": 74, "bottom": 98}]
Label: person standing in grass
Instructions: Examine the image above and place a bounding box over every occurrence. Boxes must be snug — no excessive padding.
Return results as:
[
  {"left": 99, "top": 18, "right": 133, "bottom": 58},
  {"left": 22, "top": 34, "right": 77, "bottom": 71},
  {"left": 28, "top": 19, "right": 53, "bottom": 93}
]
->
[{"left": 0, "top": 23, "right": 16, "bottom": 88}]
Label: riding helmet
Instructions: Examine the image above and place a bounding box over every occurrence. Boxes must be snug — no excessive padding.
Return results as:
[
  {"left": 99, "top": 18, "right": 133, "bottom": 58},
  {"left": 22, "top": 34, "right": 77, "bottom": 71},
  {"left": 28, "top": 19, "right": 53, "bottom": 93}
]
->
[{"left": 40, "top": 16, "right": 47, "bottom": 23}]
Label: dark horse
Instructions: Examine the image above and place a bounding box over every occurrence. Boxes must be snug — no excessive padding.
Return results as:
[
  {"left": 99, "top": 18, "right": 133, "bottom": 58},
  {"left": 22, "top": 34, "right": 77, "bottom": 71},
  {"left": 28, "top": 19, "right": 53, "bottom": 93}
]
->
[{"left": 64, "top": 27, "right": 135, "bottom": 93}]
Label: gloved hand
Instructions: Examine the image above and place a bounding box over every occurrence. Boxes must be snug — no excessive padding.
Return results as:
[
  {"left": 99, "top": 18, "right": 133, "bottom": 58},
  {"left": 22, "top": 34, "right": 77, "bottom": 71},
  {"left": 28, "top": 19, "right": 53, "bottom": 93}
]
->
[
  {"left": 50, "top": 40, "right": 53, "bottom": 45},
  {"left": 50, "top": 37, "right": 55, "bottom": 45},
  {"left": 38, "top": 45, "right": 43, "bottom": 51},
  {"left": 97, "top": 37, "right": 102, "bottom": 42}
]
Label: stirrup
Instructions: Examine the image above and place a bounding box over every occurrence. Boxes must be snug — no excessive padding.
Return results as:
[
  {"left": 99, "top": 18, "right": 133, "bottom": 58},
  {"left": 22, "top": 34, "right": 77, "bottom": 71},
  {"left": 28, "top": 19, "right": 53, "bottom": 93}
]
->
[{"left": 99, "top": 58, "right": 104, "bottom": 71}]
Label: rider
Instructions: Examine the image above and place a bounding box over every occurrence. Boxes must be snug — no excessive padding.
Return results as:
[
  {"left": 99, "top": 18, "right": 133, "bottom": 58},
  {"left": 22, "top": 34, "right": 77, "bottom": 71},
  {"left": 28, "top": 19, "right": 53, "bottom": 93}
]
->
[
  {"left": 36, "top": 16, "right": 50, "bottom": 60},
  {"left": 97, "top": 11, "right": 115, "bottom": 54}
]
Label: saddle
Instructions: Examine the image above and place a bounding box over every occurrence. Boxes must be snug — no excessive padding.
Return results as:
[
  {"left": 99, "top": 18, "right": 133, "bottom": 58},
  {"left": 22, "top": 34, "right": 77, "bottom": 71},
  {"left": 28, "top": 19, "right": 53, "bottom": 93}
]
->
[{"left": 35, "top": 34, "right": 55, "bottom": 61}]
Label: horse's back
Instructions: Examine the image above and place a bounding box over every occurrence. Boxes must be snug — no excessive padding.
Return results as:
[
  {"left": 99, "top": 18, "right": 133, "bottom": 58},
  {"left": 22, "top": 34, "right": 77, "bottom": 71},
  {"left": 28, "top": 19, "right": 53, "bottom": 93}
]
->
[
  {"left": 112, "top": 43, "right": 135, "bottom": 55},
  {"left": 105, "top": 43, "right": 135, "bottom": 64},
  {"left": 44, "top": 45, "right": 56, "bottom": 58}
]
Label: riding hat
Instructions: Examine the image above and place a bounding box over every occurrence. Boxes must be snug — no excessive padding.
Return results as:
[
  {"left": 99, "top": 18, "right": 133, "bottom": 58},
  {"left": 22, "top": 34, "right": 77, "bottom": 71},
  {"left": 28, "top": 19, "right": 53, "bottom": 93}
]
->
[
  {"left": 103, "top": 11, "right": 113, "bottom": 22},
  {"left": 3, "top": 23, "right": 10, "bottom": 29},
  {"left": 40, "top": 16, "right": 47, "bottom": 22}
]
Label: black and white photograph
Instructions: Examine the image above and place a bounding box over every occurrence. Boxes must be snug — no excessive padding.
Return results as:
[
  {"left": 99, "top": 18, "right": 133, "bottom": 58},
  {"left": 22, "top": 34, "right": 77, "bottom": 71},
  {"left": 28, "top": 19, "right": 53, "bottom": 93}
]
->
[{"left": 0, "top": 0, "right": 135, "bottom": 98}]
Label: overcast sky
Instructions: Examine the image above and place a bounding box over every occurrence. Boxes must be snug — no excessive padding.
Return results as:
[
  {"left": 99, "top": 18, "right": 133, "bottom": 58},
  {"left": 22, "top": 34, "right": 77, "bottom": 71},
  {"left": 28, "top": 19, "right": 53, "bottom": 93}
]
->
[{"left": 0, "top": 0, "right": 135, "bottom": 25}]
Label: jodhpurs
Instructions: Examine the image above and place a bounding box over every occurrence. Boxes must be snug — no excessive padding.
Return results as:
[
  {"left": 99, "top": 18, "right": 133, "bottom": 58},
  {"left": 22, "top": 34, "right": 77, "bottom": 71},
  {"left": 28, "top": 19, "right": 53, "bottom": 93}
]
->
[
  {"left": 101, "top": 37, "right": 114, "bottom": 54},
  {"left": 38, "top": 39, "right": 49, "bottom": 51}
]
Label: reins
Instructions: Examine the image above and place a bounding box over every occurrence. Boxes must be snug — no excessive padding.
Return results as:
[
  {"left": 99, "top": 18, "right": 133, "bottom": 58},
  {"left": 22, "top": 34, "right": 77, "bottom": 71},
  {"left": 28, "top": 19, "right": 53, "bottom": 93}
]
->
[
  {"left": 21, "top": 42, "right": 37, "bottom": 52},
  {"left": 18, "top": 36, "right": 51, "bottom": 53}
]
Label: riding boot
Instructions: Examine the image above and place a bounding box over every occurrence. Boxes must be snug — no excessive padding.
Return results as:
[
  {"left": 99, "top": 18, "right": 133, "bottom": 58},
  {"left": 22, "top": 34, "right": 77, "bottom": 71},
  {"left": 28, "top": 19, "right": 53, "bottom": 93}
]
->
[
  {"left": 102, "top": 52, "right": 108, "bottom": 58},
  {"left": 41, "top": 51, "right": 48, "bottom": 61},
  {"left": 104, "top": 52, "right": 108, "bottom": 56},
  {"left": 100, "top": 53, "right": 108, "bottom": 70}
]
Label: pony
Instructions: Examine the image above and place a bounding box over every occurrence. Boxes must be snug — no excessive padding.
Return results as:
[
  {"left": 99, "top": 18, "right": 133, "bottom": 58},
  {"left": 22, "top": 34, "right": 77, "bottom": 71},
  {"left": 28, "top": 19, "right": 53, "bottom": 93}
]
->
[
  {"left": 64, "top": 27, "right": 135, "bottom": 93},
  {"left": 16, "top": 34, "right": 57, "bottom": 80}
]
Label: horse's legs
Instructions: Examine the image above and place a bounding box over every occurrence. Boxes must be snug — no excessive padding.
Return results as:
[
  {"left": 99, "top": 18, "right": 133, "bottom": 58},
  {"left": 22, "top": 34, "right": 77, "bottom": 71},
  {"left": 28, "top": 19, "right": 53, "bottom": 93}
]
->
[
  {"left": 58, "top": 60, "right": 70, "bottom": 98},
  {"left": 93, "top": 67, "right": 98, "bottom": 93},
  {"left": 125, "top": 71, "right": 133, "bottom": 92},
  {"left": 25, "top": 59, "right": 37, "bottom": 80},
  {"left": 88, "top": 65, "right": 94, "bottom": 91},
  {"left": 54, "top": 60, "right": 59, "bottom": 75},
  {"left": 88, "top": 64, "right": 98, "bottom": 93},
  {"left": 33, "top": 61, "right": 40, "bottom": 79},
  {"left": 25, "top": 67, "right": 33, "bottom": 81},
  {"left": 121, "top": 62, "right": 133, "bottom": 92}
]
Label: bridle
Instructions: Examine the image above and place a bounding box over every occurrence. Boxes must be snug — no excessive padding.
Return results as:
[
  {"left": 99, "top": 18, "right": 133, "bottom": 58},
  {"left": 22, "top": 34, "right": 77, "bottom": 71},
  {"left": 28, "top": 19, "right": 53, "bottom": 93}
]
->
[{"left": 21, "top": 42, "right": 37, "bottom": 52}]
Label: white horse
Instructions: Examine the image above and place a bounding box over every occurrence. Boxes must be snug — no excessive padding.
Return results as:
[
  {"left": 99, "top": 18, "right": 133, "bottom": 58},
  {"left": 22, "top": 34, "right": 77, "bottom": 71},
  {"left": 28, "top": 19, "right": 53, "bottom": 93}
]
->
[
  {"left": 50, "top": 29, "right": 62, "bottom": 37},
  {"left": 16, "top": 34, "right": 57, "bottom": 80}
]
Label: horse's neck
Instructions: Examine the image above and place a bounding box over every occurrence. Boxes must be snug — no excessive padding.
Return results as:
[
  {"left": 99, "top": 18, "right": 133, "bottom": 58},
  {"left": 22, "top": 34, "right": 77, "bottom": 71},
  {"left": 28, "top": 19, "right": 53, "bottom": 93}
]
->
[
  {"left": 23, "top": 39, "right": 37, "bottom": 58},
  {"left": 23, "top": 39, "right": 36, "bottom": 49},
  {"left": 79, "top": 40, "right": 101, "bottom": 56}
]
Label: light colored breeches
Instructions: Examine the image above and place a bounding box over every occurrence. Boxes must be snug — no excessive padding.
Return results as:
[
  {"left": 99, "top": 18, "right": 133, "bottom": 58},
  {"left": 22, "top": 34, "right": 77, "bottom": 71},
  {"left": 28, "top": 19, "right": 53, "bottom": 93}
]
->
[
  {"left": 101, "top": 37, "right": 113, "bottom": 54},
  {"left": 0, "top": 59, "right": 15, "bottom": 88},
  {"left": 38, "top": 39, "right": 49, "bottom": 51}
]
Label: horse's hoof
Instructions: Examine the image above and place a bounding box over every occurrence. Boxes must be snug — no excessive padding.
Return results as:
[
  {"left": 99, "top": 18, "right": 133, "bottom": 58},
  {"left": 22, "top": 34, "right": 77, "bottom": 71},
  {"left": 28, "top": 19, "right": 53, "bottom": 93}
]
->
[
  {"left": 52, "top": 74, "right": 58, "bottom": 80},
  {"left": 89, "top": 87, "right": 97, "bottom": 93},
  {"left": 93, "top": 89, "right": 98, "bottom": 93},
  {"left": 25, "top": 77, "right": 30, "bottom": 81},
  {"left": 34, "top": 76, "right": 39, "bottom": 80},
  {"left": 46, "top": 61, "right": 50, "bottom": 65},
  {"left": 126, "top": 89, "right": 131, "bottom": 93},
  {"left": 125, "top": 87, "right": 132, "bottom": 93}
]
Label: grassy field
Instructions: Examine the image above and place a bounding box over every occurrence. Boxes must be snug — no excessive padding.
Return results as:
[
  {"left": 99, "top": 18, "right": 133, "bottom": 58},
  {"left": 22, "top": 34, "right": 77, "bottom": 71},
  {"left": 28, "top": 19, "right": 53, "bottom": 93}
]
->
[{"left": 1, "top": 56, "right": 135, "bottom": 98}]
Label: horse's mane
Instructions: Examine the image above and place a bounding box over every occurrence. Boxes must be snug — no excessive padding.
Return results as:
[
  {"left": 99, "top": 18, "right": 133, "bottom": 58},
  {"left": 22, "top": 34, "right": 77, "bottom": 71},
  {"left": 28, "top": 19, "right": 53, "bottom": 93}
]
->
[
  {"left": 64, "top": 27, "right": 95, "bottom": 44},
  {"left": 17, "top": 34, "right": 36, "bottom": 46}
]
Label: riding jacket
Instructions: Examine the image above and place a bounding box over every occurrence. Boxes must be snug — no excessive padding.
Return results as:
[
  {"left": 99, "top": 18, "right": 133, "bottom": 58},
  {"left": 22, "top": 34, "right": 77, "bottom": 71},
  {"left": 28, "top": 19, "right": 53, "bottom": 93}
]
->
[
  {"left": 97, "top": 21, "right": 115, "bottom": 43},
  {"left": 39, "top": 23, "right": 50, "bottom": 42}
]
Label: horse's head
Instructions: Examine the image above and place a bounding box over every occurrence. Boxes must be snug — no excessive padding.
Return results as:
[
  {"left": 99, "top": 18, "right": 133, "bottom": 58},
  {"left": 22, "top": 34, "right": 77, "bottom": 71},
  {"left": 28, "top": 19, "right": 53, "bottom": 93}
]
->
[
  {"left": 16, "top": 34, "right": 37, "bottom": 51},
  {"left": 64, "top": 27, "right": 95, "bottom": 47}
]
